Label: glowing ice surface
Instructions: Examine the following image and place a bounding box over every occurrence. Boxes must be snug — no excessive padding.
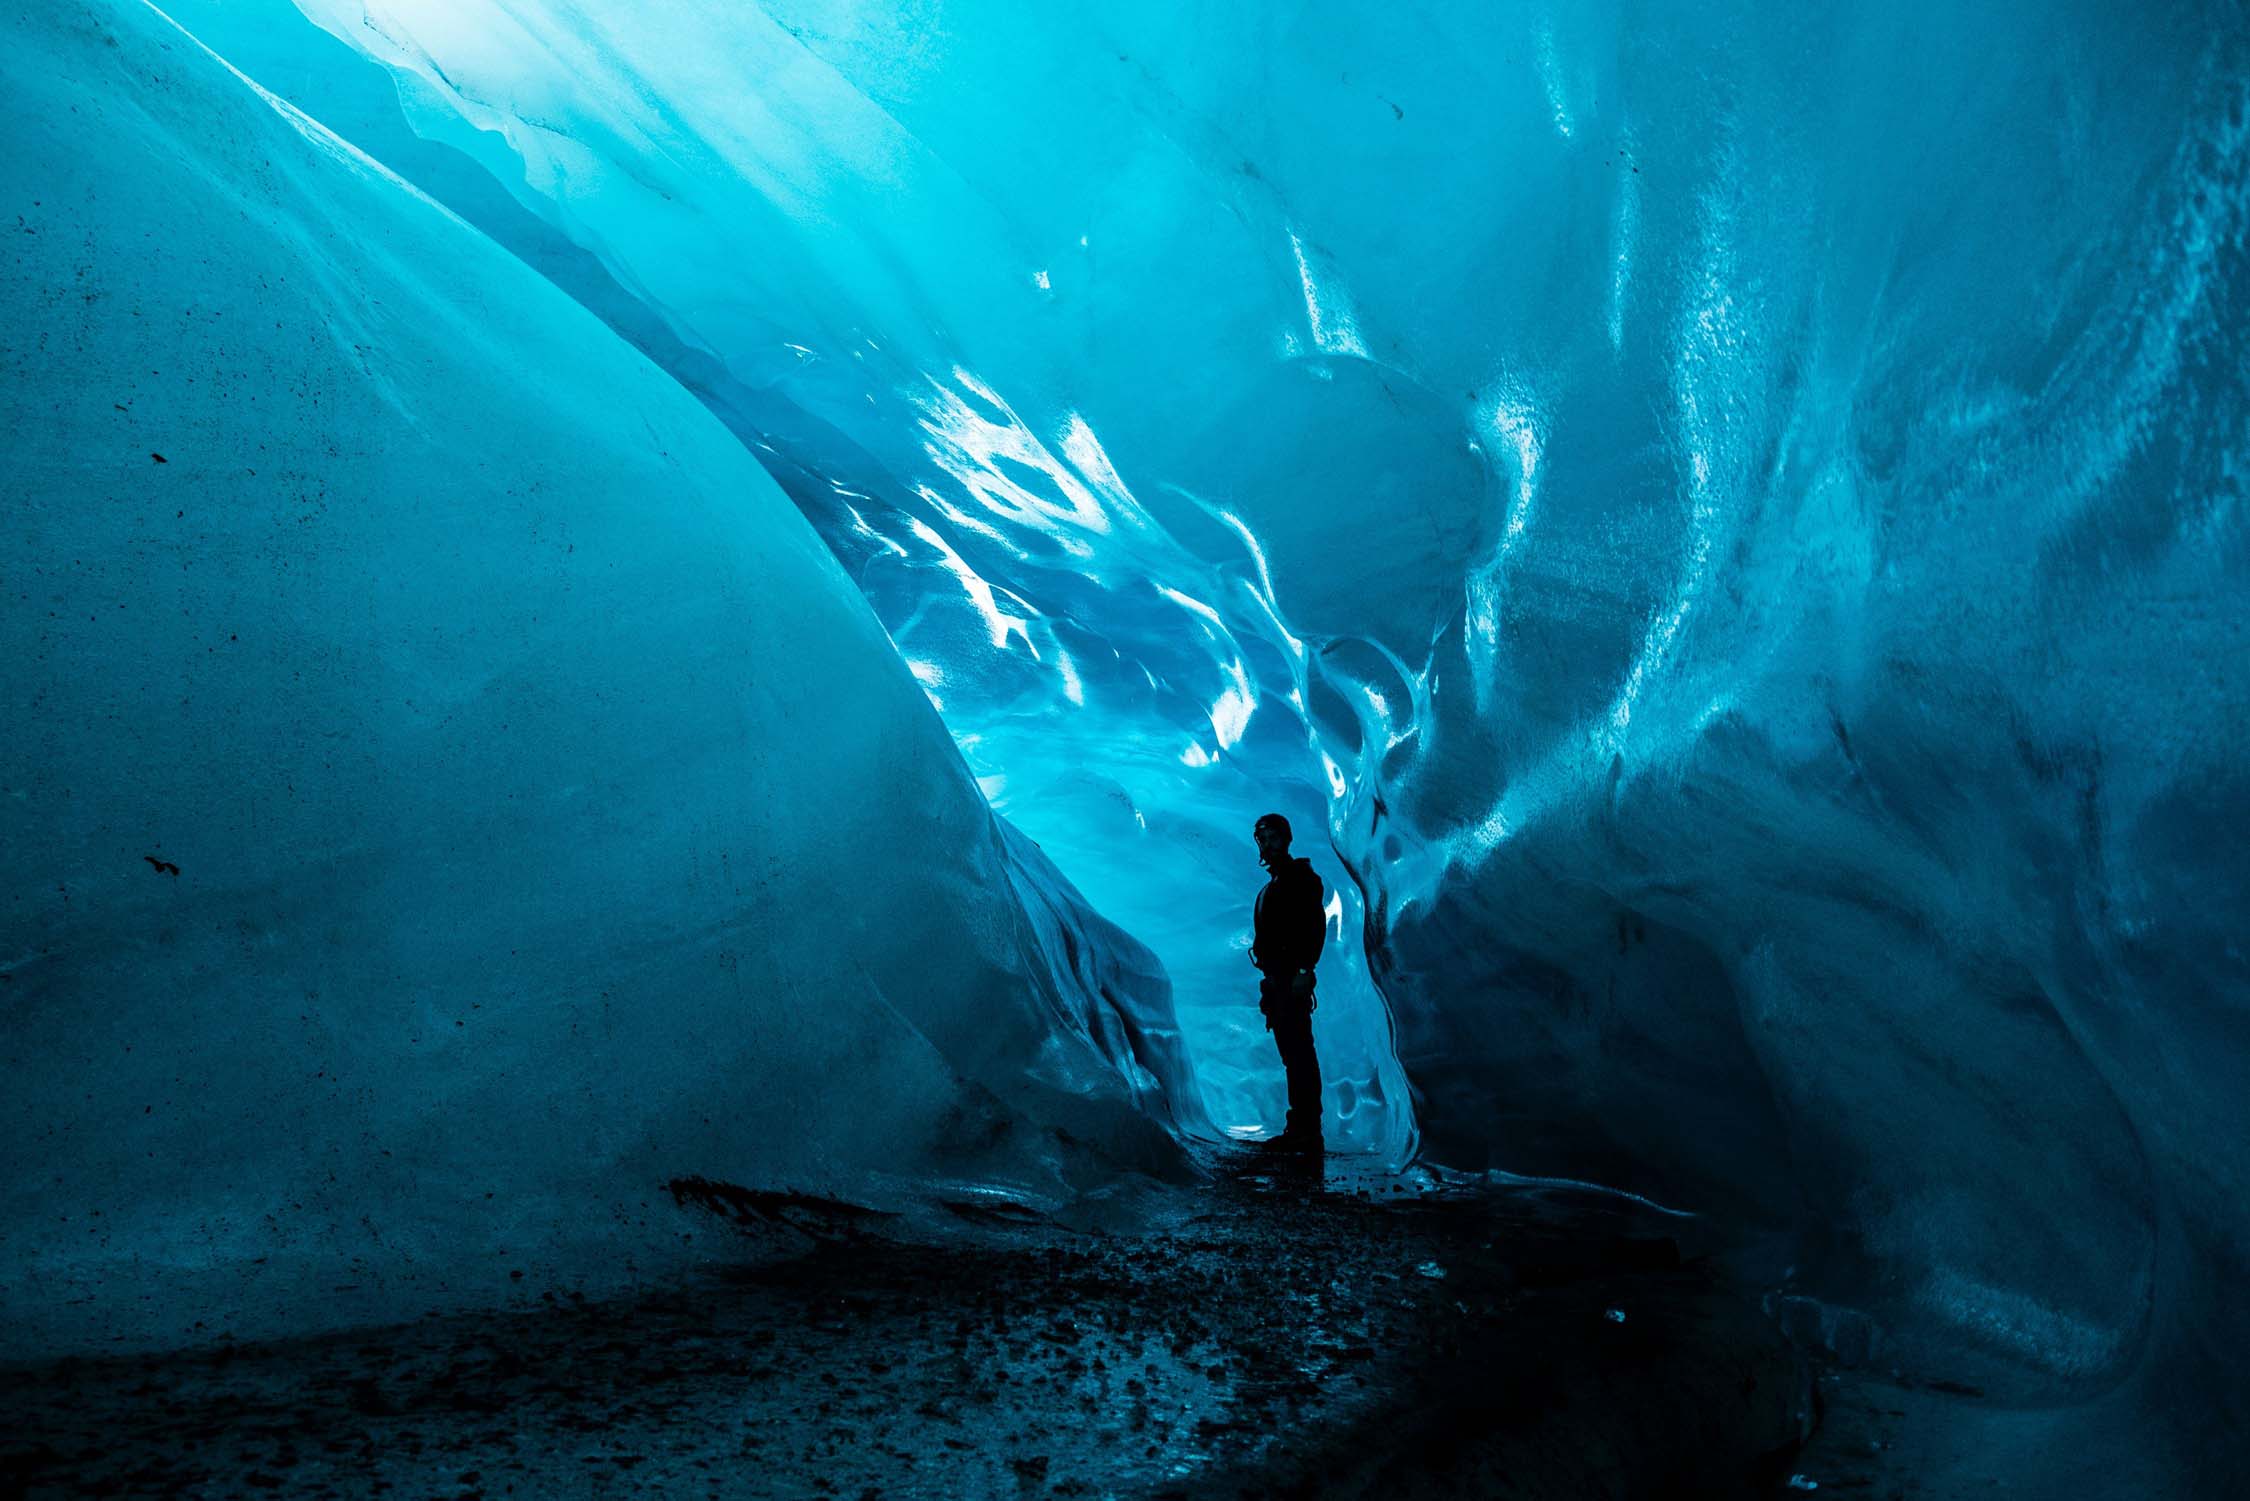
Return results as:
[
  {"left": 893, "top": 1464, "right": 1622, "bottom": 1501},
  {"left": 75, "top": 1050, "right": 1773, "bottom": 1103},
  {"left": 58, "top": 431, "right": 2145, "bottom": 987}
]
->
[
  {"left": 15, "top": 1, "right": 2250, "bottom": 1489},
  {"left": 0, "top": 0, "right": 1193, "bottom": 1354}
]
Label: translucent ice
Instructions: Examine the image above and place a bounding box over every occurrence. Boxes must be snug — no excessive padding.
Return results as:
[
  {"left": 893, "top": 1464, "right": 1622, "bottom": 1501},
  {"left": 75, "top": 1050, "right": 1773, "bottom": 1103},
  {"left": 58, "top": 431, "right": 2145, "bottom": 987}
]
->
[
  {"left": 10, "top": 0, "right": 2250, "bottom": 1490},
  {"left": 0, "top": 0, "right": 1189, "bottom": 1354},
  {"left": 249, "top": 1, "right": 2248, "bottom": 1487}
]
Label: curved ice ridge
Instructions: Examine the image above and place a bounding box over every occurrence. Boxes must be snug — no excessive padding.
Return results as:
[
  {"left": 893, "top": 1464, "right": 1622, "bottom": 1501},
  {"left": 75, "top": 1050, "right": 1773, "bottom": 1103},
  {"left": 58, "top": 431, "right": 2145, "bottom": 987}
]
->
[{"left": 0, "top": 0, "right": 1189, "bottom": 1355}]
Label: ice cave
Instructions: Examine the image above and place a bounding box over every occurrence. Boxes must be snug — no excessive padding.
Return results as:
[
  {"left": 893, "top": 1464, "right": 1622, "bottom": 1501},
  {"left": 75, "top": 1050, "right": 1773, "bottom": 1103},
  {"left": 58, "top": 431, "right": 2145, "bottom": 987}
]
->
[{"left": 3, "top": 0, "right": 2245, "bottom": 1495}]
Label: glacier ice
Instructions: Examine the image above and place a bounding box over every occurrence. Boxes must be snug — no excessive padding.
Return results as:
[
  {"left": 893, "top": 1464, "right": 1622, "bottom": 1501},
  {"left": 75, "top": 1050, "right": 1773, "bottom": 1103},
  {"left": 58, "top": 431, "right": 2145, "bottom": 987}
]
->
[
  {"left": 249, "top": 0, "right": 2248, "bottom": 1482},
  {"left": 0, "top": 0, "right": 1191, "bottom": 1355},
  {"left": 7, "top": 0, "right": 2250, "bottom": 1491},
  {"left": 194, "top": 0, "right": 1431, "bottom": 1161}
]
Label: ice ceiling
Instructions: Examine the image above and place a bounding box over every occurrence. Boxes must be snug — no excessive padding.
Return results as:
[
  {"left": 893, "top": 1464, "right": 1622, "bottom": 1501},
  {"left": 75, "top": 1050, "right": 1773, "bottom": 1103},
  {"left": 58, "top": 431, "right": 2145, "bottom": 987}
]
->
[{"left": 5, "top": 0, "right": 2248, "bottom": 1490}]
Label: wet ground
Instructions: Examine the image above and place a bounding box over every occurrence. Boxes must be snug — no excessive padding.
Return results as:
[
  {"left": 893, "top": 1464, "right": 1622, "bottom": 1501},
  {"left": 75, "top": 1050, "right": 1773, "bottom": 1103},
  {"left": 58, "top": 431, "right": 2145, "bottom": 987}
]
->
[{"left": 3, "top": 1150, "right": 1816, "bottom": 1499}]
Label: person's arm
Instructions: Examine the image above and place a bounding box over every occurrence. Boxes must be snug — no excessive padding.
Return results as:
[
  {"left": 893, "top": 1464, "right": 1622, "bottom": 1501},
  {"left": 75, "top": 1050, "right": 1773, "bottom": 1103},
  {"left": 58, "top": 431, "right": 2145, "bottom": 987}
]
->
[{"left": 1290, "top": 867, "right": 1326, "bottom": 997}]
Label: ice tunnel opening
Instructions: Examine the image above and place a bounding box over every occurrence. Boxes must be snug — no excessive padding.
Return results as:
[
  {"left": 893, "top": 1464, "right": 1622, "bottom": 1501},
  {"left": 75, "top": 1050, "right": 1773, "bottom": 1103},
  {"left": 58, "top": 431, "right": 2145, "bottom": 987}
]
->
[
  {"left": 970, "top": 726, "right": 1415, "bottom": 1158},
  {"left": 138, "top": 0, "right": 1429, "bottom": 1165}
]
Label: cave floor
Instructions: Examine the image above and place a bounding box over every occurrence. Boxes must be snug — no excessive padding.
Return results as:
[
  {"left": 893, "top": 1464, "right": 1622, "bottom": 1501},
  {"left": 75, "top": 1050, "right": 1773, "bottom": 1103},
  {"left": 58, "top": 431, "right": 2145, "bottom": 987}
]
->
[{"left": 3, "top": 1151, "right": 1822, "bottom": 1499}]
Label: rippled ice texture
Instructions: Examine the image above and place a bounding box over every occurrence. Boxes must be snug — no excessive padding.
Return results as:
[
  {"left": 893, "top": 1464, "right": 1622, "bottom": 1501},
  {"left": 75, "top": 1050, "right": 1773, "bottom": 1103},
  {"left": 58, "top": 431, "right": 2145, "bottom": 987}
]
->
[{"left": 53, "top": 0, "right": 2250, "bottom": 1489}]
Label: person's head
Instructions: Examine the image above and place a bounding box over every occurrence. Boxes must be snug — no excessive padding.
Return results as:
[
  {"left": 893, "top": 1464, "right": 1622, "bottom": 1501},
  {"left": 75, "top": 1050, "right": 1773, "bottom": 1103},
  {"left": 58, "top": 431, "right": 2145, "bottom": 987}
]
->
[{"left": 1253, "top": 812, "right": 1292, "bottom": 868}]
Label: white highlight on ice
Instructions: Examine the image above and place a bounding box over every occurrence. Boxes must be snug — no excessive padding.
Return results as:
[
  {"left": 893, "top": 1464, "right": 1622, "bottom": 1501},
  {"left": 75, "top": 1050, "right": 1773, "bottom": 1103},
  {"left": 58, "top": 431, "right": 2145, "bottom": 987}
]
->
[
  {"left": 1605, "top": 170, "right": 1742, "bottom": 743},
  {"left": 904, "top": 515, "right": 1032, "bottom": 651},
  {"left": 914, "top": 368, "right": 1113, "bottom": 536},
  {"left": 1210, "top": 657, "right": 1255, "bottom": 750},
  {"left": 1156, "top": 587, "right": 1257, "bottom": 749},
  {"left": 1485, "top": 387, "right": 1546, "bottom": 549},
  {"left": 1463, "top": 378, "right": 1549, "bottom": 713},
  {"left": 907, "top": 658, "right": 946, "bottom": 711},
  {"left": 1157, "top": 585, "right": 1224, "bottom": 628},
  {"left": 1537, "top": 23, "right": 1575, "bottom": 139},
  {"left": 1287, "top": 230, "right": 1370, "bottom": 358},
  {"left": 1609, "top": 145, "right": 1640, "bottom": 351}
]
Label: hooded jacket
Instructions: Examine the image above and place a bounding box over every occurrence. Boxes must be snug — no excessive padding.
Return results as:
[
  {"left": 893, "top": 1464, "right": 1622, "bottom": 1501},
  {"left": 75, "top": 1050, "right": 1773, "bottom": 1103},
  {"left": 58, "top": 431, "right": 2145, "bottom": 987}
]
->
[{"left": 1252, "top": 855, "right": 1327, "bottom": 978}]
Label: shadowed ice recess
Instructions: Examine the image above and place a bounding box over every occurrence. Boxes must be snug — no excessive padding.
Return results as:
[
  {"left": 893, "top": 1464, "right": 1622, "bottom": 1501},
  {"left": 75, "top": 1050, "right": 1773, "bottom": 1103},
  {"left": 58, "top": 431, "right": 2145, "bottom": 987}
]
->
[{"left": 7, "top": 0, "right": 2248, "bottom": 1493}]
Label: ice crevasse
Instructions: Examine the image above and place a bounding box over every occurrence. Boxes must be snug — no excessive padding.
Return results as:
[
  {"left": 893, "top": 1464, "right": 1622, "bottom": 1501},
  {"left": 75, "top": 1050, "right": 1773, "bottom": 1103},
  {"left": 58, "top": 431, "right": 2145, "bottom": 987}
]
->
[{"left": 6, "top": 0, "right": 2250, "bottom": 1493}]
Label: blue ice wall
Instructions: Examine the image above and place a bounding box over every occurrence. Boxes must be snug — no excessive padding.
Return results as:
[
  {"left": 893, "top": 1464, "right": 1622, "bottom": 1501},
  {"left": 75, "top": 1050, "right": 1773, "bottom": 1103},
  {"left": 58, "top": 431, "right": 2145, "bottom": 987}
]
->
[
  {"left": 0, "top": 0, "right": 1197, "bottom": 1356},
  {"left": 9, "top": 0, "right": 2248, "bottom": 1488},
  {"left": 221, "top": 0, "right": 1426, "bottom": 1160},
  {"left": 247, "top": 0, "right": 2250, "bottom": 1488}
]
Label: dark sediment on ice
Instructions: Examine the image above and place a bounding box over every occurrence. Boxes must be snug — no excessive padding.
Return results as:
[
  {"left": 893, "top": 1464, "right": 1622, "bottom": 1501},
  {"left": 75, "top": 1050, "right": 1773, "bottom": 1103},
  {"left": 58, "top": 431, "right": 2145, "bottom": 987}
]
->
[{"left": 1, "top": 1152, "right": 1813, "bottom": 1498}]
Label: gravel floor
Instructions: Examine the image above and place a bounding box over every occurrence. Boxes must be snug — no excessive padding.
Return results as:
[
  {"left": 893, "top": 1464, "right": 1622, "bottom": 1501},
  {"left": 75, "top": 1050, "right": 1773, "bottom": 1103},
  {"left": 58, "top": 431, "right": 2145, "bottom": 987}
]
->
[{"left": 1, "top": 1150, "right": 1812, "bottom": 1499}]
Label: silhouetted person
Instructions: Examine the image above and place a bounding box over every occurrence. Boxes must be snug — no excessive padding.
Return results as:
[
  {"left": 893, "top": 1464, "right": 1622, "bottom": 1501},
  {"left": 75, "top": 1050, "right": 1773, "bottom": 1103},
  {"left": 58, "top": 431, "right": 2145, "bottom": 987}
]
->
[{"left": 1250, "top": 813, "right": 1325, "bottom": 1153}]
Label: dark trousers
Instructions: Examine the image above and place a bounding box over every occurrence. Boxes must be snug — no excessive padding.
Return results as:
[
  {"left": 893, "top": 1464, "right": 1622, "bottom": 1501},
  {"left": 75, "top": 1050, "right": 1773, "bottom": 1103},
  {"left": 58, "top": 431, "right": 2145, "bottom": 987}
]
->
[{"left": 1261, "top": 975, "right": 1323, "bottom": 1140}]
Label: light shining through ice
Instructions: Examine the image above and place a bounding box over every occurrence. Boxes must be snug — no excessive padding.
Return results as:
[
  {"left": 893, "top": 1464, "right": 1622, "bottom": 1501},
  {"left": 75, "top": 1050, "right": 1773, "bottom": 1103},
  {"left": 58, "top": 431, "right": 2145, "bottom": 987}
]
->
[{"left": 8, "top": 3, "right": 2250, "bottom": 1493}]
